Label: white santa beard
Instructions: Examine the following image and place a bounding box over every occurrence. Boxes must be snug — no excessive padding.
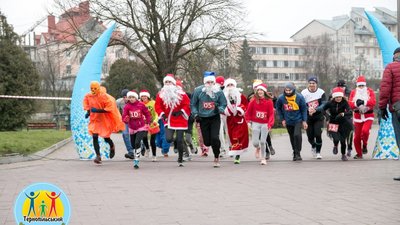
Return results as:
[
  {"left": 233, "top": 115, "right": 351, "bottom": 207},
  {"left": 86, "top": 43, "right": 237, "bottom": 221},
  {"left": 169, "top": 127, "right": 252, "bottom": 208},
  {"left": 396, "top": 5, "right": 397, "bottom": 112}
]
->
[
  {"left": 224, "top": 87, "right": 241, "bottom": 105},
  {"left": 159, "top": 85, "right": 182, "bottom": 109},
  {"left": 202, "top": 84, "right": 220, "bottom": 98},
  {"left": 353, "top": 87, "right": 370, "bottom": 102}
]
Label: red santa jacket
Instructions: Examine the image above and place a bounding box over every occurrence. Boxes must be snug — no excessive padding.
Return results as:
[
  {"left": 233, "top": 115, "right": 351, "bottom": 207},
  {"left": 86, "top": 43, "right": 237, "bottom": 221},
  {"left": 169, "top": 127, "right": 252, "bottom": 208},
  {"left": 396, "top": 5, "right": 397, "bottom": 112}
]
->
[
  {"left": 155, "top": 91, "right": 191, "bottom": 130},
  {"left": 379, "top": 61, "right": 400, "bottom": 112},
  {"left": 349, "top": 87, "right": 376, "bottom": 123}
]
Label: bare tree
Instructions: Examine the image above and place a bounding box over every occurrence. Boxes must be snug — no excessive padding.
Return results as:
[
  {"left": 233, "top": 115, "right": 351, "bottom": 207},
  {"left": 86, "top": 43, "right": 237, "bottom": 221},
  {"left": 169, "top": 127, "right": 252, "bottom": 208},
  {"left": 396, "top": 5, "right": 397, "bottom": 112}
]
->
[
  {"left": 54, "top": 0, "right": 247, "bottom": 84},
  {"left": 302, "top": 34, "right": 336, "bottom": 91}
]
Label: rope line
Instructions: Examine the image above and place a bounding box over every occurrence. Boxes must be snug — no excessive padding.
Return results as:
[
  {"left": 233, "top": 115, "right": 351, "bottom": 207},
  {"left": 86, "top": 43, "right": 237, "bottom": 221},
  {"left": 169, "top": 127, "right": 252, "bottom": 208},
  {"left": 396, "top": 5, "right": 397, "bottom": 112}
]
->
[{"left": 0, "top": 95, "right": 71, "bottom": 100}]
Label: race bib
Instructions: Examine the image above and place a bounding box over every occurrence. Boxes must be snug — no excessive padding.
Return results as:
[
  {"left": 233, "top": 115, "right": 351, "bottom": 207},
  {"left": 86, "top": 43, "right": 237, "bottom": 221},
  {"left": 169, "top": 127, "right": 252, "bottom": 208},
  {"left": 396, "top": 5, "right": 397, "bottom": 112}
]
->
[
  {"left": 327, "top": 123, "right": 339, "bottom": 132},
  {"left": 130, "top": 110, "right": 142, "bottom": 119},
  {"left": 255, "top": 111, "right": 267, "bottom": 120},
  {"left": 307, "top": 100, "right": 319, "bottom": 109},
  {"left": 283, "top": 104, "right": 294, "bottom": 111},
  {"left": 203, "top": 101, "right": 215, "bottom": 110}
]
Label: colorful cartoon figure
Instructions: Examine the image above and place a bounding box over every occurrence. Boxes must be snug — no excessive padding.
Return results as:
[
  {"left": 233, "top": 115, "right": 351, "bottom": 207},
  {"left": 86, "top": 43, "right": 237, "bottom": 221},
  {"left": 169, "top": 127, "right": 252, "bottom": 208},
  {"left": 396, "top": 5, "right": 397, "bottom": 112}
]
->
[
  {"left": 46, "top": 191, "right": 61, "bottom": 216},
  {"left": 39, "top": 200, "right": 47, "bottom": 217},
  {"left": 25, "top": 191, "right": 40, "bottom": 217}
]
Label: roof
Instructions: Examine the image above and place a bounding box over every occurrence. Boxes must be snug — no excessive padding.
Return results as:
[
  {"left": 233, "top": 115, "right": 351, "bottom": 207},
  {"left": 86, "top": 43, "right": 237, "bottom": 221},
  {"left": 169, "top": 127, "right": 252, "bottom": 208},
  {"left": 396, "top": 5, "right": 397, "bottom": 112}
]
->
[{"left": 316, "top": 15, "right": 351, "bottom": 31}]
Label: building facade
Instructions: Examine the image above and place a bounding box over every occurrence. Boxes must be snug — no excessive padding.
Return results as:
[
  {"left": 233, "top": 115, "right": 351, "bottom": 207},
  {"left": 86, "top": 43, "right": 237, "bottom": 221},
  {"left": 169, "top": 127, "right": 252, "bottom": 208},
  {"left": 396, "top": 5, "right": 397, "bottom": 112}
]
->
[{"left": 291, "top": 7, "right": 398, "bottom": 80}]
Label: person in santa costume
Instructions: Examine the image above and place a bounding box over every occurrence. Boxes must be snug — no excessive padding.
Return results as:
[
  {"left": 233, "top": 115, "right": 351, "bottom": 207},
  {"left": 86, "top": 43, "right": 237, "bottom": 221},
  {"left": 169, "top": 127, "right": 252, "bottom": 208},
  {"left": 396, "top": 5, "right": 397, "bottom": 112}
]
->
[
  {"left": 122, "top": 90, "right": 152, "bottom": 169},
  {"left": 216, "top": 75, "right": 229, "bottom": 157},
  {"left": 191, "top": 71, "right": 227, "bottom": 168},
  {"left": 318, "top": 87, "right": 353, "bottom": 161},
  {"left": 224, "top": 78, "right": 249, "bottom": 164},
  {"left": 245, "top": 83, "right": 274, "bottom": 165},
  {"left": 83, "top": 81, "right": 125, "bottom": 164},
  {"left": 155, "top": 74, "right": 191, "bottom": 167},
  {"left": 349, "top": 75, "right": 376, "bottom": 159},
  {"left": 139, "top": 89, "right": 159, "bottom": 162}
]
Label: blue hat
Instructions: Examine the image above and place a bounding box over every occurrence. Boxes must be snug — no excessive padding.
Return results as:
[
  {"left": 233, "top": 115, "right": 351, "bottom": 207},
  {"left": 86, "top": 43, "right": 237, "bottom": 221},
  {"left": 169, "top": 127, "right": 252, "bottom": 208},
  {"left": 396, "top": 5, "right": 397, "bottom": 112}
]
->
[
  {"left": 308, "top": 76, "right": 318, "bottom": 84},
  {"left": 203, "top": 71, "right": 216, "bottom": 83}
]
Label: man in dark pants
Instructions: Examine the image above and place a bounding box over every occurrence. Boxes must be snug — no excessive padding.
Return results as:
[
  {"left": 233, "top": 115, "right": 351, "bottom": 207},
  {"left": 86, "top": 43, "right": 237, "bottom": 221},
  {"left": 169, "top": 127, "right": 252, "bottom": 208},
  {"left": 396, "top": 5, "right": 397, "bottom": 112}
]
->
[
  {"left": 276, "top": 83, "right": 308, "bottom": 161},
  {"left": 191, "top": 71, "right": 227, "bottom": 167},
  {"left": 378, "top": 47, "right": 400, "bottom": 181}
]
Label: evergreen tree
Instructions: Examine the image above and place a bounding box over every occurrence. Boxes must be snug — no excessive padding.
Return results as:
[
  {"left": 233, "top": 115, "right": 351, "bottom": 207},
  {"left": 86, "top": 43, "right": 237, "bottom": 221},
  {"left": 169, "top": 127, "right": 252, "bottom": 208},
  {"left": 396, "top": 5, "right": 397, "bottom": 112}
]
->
[
  {"left": 237, "top": 39, "right": 257, "bottom": 94},
  {"left": 0, "top": 12, "right": 40, "bottom": 130},
  {"left": 103, "top": 59, "right": 158, "bottom": 98}
]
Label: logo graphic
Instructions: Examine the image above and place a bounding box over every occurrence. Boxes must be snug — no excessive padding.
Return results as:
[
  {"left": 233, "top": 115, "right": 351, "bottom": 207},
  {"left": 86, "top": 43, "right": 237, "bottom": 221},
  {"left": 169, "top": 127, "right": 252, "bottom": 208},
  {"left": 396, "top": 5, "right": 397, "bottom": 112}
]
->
[{"left": 14, "top": 183, "right": 71, "bottom": 225}]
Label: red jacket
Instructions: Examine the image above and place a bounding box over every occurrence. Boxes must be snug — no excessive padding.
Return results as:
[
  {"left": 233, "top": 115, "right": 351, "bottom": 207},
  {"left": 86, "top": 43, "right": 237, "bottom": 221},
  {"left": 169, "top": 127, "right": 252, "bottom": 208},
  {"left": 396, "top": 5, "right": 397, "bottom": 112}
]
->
[
  {"left": 245, "top": 97, "right": 274, "bottom": 128},
  {"left": 349, "top": 87, "right": 376, "bottom": 123},
  {"left": 379, "top": 61, "right": 400, "bottom": 111},
  {"left": 155, "top": 91, "right": 191, "bottom": 130}
]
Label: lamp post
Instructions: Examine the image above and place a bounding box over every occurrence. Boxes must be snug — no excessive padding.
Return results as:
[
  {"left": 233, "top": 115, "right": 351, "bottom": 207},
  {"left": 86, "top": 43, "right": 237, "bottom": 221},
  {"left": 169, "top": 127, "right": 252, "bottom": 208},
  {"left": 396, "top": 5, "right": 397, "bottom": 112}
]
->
[{"left": 398, "top": 0, "right": 400, "bottom": 41}]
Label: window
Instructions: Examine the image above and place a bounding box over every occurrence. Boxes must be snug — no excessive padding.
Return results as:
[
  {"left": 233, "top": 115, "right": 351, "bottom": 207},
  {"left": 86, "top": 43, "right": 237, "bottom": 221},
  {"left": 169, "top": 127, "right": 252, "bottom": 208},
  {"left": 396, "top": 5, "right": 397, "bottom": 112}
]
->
[
  {"left": 256, "top": 47, "right": 263, "bottom": 54},
  {"left": 284, "top": 61, "right": 289, "bottom": 67},
  {"left": 66, "top": 51, "right": 71, "bottom": 58},
  {"left": 266, "top": 60, "right": 274, "bottom": 67},
  {"left": 284, "top": 48, "right": 288, "bottom": 54},
  {"left": 265, "top": 47, "right": 273, "bottom": 54}
]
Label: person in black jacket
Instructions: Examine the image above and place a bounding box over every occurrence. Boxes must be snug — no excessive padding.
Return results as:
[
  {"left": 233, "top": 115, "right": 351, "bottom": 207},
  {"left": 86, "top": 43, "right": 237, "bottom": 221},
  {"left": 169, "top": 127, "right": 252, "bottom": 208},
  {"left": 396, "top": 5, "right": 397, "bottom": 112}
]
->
[{"left": 318, "top": 87, "right": 353, "bottom": 161}]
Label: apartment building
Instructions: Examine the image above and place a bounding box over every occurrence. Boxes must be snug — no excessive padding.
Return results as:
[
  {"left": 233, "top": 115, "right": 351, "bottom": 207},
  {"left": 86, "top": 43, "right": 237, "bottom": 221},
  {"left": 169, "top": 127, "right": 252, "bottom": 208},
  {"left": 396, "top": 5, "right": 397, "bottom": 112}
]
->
[
  {"left": 35, "top": 1, "right": 129, "bottom": 90},
  {"left": 291, "top": 7, "right": 397, "bottom": 79},
  {"left": 247, "top": 41, "right": 309, "bottom": 89}
]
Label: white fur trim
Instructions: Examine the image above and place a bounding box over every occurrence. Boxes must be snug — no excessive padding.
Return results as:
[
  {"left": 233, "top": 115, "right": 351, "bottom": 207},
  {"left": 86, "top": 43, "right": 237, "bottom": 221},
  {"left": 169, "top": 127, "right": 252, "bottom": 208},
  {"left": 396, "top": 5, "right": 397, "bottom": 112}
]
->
[
  {"left": 127, "top": 91, "right": 138, "bottom": 99},
  {"left": 256, "top": 85, "right": 267, "bottom": 93},
  {"left": 332, "top": 92, "right": 344, "bottom": 98},
  {"left": 181, "top": 109, "right": 189, "bottom": 120},
  {"left": 163, "top": 76, "right": 176, "bottom": 85},
  {"left": 139, "top": 92, "right": 150, "bottom": 98},
  {"left": 203, "top": 75, "right": 216, "bottom": 83},
  {"left": 357, "top": 82, "right": 366, "bottom": 86},
  {"left": 224, "top": 78, "right": 237, "bottom": 87},
  {"left": 237, "top": 107, "right": 244, "bottom": 116}
]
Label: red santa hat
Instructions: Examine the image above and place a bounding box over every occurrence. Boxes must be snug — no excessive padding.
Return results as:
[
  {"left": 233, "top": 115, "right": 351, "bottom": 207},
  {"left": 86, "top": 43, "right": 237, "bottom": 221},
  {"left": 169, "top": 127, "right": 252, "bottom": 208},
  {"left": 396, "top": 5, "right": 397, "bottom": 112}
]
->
[
  {"left": 176, "top": 79, "right": 183, "bottom": 88},
  {"left": 215, "top": 76, "right": 225, "bottom": 86},
  {"left": 255, "top": 83, "right": 267, "bottom": 92},
  {"left": 224, "top": 78, "right": 237, "bottom": 88},
  {"left": 332, "top": 87, "right": 344, "bottom": 98},
  {"left": 356, "top": 75, "right": 366, "bottom": 86},
  {"left": 139, "top": 90, "right": 150, "bottom": 98},
  {"left": 163, "top": 73, "right": 176, "bottom": 85},
  {"left": 127, "top": 90, "right": 139, "bottom": 99}
]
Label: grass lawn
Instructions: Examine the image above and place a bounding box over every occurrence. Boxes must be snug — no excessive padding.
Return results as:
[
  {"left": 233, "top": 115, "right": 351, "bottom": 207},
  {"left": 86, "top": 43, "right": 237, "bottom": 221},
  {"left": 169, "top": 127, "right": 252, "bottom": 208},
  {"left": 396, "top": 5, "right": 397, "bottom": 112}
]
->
[
  {"left": 271, "top": 128, "right": 287, "bottom": 135},
  {"left": 0, "top": 130, "right": 72, "bottom": 156}
]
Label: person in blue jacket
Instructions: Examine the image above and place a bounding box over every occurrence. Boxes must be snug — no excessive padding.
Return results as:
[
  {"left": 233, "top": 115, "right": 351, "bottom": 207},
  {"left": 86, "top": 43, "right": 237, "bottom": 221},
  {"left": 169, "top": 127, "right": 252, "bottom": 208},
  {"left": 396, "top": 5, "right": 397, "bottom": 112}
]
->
[
  {"left": 276, "top": 82, "right": 308, "bottom": 161},
  {"left": 191, "top": 71, "right": 227, "bottom": 167}
]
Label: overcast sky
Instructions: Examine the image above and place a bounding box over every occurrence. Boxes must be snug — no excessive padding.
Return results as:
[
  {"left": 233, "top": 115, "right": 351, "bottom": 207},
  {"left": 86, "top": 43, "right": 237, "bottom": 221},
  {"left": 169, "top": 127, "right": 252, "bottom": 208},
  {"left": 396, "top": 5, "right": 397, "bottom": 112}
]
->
[{"left": 0, "top": 0, "right": 397, "bottom": 41}]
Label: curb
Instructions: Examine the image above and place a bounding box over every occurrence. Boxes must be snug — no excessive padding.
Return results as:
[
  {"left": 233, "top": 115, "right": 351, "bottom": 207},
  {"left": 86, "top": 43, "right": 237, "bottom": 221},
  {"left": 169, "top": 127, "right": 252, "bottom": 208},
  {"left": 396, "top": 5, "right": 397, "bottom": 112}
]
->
[{"left": 0, "top": 137, "right": 73, "bottom": 164}]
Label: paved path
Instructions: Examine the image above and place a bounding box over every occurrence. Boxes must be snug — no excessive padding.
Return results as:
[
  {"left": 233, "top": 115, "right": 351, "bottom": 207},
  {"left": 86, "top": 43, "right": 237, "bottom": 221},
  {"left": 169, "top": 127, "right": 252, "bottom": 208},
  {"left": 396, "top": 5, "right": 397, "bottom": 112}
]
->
[{"left": 1, "top": 126, "right": 399, "bottom": 225}]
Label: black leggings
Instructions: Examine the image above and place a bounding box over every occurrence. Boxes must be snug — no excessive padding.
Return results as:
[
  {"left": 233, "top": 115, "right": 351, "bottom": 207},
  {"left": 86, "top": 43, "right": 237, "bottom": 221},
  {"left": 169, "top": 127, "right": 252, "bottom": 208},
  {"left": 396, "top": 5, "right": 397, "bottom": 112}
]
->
[
  {"left": 143, "top": 134, "right": 157, "bottom": 156},
  {"left": 92, "top": 134, "right": 114, "bottom": 156},
  {"left": 199, "top": 114, "right": 221, "bottom": 158},
  {"left": 165, "top": 129, "right": 184, "bottom": 162},
  {"left": 334, "top": 139, "right": 347, "bottom": 155},
  {"left": 130, "top": 131, "right": 148, "bottom": 158},
  {"left": 306, "top": 119, "right": 323, "bottom": 153}
]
